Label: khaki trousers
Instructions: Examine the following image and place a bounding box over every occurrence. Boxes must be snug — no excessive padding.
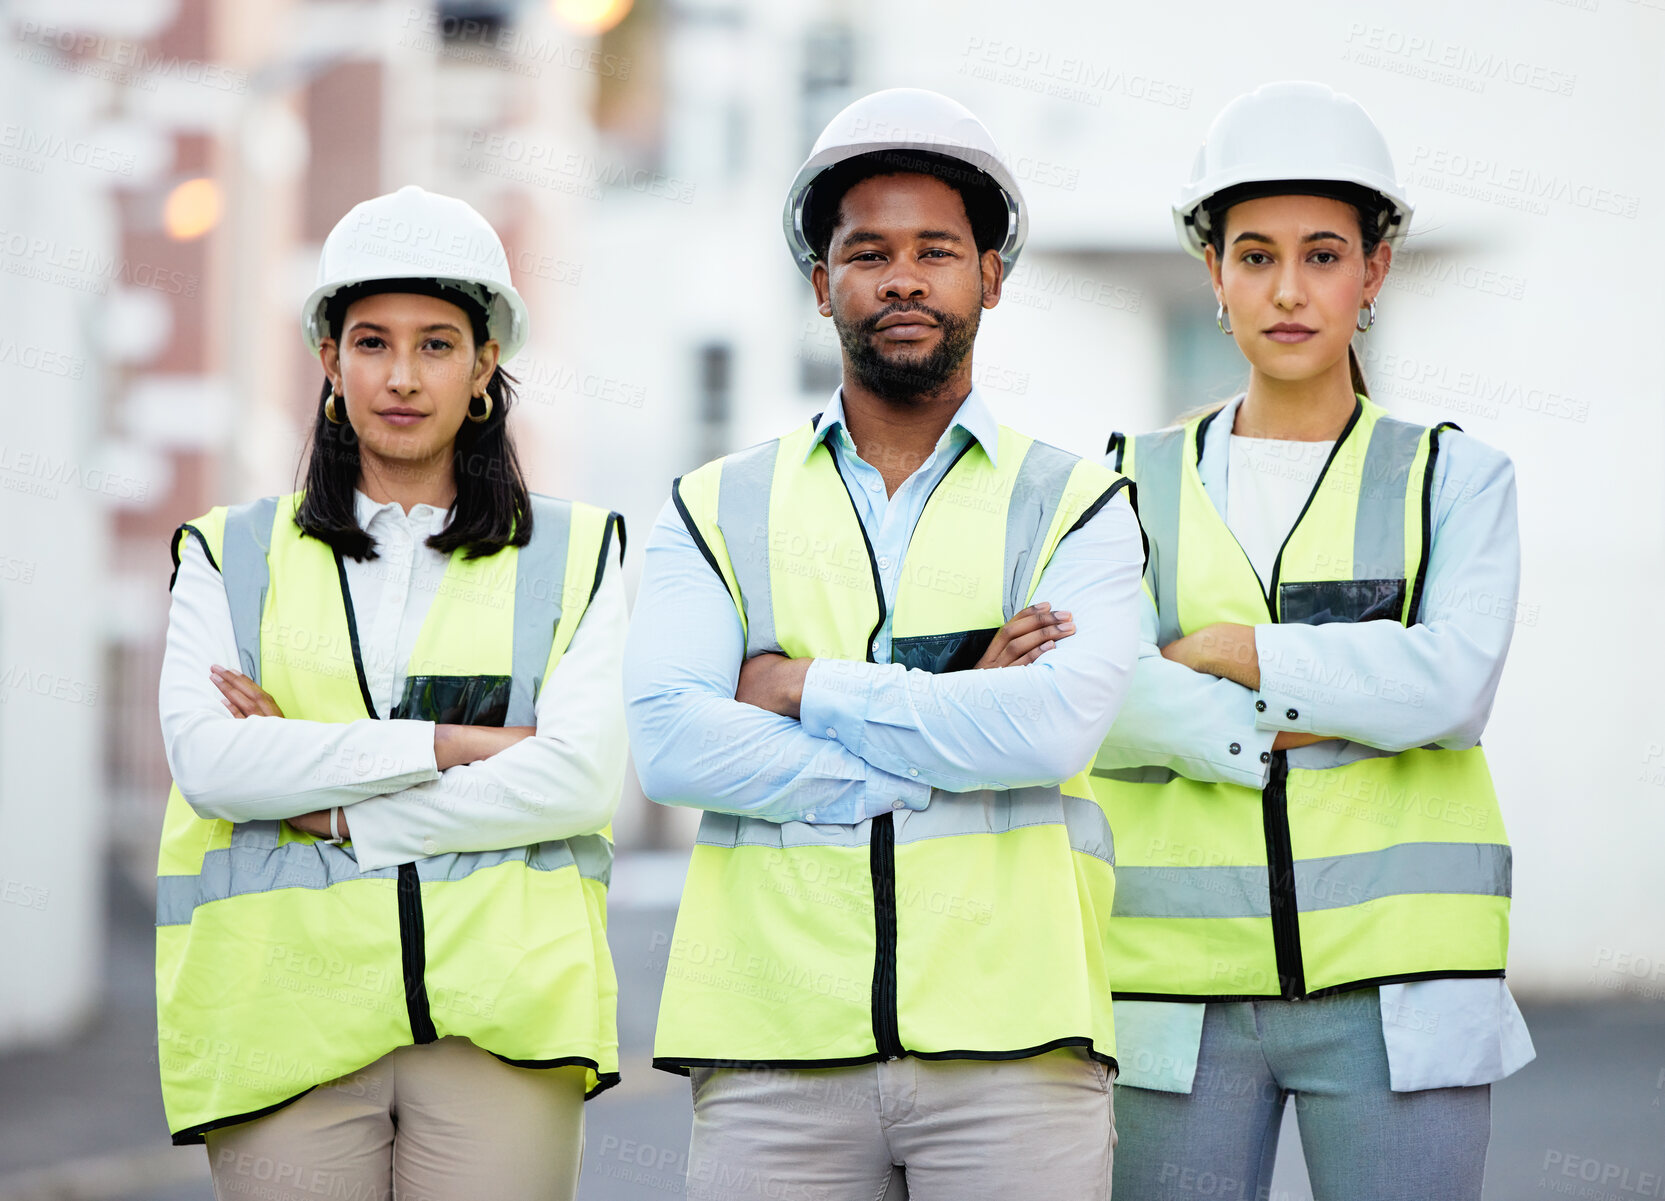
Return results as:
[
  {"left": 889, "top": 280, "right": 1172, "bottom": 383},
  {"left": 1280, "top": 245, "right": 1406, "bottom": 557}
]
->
[
  {"left": 204, "top": 1036, "right": 586, "bottom": 1201},
  {"left": 686, "top": 1048, "right": 1117, "bottom": 1201}
]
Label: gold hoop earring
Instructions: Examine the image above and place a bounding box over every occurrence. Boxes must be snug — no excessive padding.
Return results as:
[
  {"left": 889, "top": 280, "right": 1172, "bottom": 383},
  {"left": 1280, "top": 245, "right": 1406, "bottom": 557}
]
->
[
  {"left": 1356, "top": 300, "right": 1377, "bottom": 333},
  {"left": 1216, "top": 302, "right": 1233, "bottom": 335},
  {"left": 325, "top": 391, "right": 345, "bottom": 424},
  {"left": 467, "top": 392, "right": 493, "bottom": 423}
]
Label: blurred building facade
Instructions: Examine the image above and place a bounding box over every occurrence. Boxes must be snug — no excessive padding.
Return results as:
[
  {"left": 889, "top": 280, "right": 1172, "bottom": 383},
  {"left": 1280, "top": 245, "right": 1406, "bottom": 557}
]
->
[{"left": 0, "top": 0, "right": 1659, "bottom": 1051}]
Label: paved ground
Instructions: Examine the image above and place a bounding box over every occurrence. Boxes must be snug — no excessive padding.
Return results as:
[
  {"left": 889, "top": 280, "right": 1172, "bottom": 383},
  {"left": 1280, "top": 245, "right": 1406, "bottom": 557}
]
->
[{"left": 2, "top": 865, "right": 1661, "bottom": 1200}]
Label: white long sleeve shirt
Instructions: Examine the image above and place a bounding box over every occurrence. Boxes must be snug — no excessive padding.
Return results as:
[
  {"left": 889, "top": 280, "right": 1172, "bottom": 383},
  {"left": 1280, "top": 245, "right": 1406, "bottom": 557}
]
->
[{"left": 159, "top": 490, "right": 628, "bottom": 872}]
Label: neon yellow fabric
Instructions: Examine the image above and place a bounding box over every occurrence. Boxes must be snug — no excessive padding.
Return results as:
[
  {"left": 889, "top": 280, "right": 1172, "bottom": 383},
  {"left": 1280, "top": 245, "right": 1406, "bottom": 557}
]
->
[
  {"left": 156, "top": 493, "right": 618, "bottom": 1143},
  {"left": 657, "top": 422, "right": 1126, "bottom": 1069},
  {"left": 1095, "top": 400, "right": 1510, "bottom": 999}
]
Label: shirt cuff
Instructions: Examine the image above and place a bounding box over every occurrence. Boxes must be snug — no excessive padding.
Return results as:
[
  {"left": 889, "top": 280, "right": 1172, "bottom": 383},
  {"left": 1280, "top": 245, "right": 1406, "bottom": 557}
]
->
[
  {"left": 333, "top": 718, "right": 441, "bottom": 793},
  {"left": 1217, "top": 721, "right": 1278, "bottom": 788},
  {"left": 1195, "top": 711, "right": 1276, "bottom": 789},
  {"left": 855, "top": 764, "right": 932, "bottom": 823},
  {"left": 800, "top": 659, "right": 876, "bottom": 760},
  {"left": 1254, "top": 628, "right": 1318, "bottom": 736}
]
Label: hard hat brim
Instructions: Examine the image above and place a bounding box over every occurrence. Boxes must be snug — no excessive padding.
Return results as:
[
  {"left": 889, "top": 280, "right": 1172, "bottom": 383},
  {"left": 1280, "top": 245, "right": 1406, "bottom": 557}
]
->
[
  {"left": 302, "top": 272, "right": 530, "bottom": 361},
  {"left": 781, "top": 142, "right": 1028, "bottom": 282},
  {"left": 1173, "top": 170, "right": 1415, "bottom": 261}
]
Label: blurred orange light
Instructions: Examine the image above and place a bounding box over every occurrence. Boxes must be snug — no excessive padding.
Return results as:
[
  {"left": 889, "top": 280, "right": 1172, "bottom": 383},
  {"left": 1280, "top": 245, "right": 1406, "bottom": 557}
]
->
[
  {"left": 551, "top": 0, "right": 632, "bottom": 35},
  {"left": 163, "top": 177, "right": 221, "bottom": 241}
]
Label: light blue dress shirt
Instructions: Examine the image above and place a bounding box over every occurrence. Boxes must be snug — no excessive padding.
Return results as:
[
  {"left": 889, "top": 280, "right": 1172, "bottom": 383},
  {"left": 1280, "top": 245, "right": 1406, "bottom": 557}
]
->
[
  {"left": 624, "top": 386, "right": 1146, "bottom": 826},
  {"left": 1102, "top": 395, "right": 1535, "bottom": 1093}
]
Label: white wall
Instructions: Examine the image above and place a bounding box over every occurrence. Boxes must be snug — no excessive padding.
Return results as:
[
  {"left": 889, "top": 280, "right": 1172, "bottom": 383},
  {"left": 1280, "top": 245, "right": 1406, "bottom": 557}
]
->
[{"left": 0, "top": 50, "right": 118, "bottom": 1047}]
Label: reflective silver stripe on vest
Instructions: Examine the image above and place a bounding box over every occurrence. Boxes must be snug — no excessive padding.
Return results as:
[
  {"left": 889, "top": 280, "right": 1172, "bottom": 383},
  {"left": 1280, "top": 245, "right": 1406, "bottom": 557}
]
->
[
  {"left": 716, "top": 440, "right": 784, "bottom": 658},
  {"left": 1351, "top": 416, "right": 1423, "bottom": 580},
  {"left": 220, "top": 496, "right": 279, "bottom": 684},
  {"left": 1295, "top": 840, "right": 1510, "bottom": 913},
  {"left": 156, "top": 824, "right": 613, "bottom": 926},
  {"left": 508, "top": 495, "right": 573, "bottom": 727},
  {"left": 1112, "top": 840, "right": 1510, "bottom": 920},
  {"left": 1001, "top": 441, "right": 1079, "bottom": 619},
  {"left": 1127, "top": 427, "right": 1186, "bottom": 647},
  {"left": 694, "top": 789, "right": 1113, "bottom": 867}
]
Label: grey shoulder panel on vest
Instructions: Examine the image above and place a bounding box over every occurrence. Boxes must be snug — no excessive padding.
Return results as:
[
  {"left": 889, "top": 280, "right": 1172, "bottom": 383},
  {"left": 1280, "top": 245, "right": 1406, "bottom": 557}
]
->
[
  {"left": 220, "top": 496, "right": 280, "bottom": 685},
  {"left": 716, "top": 439, "right": 784, "bottom": 657},
  {"left": 1351, "top": 415, "right": 1426, "bottom": 581},
  {"left": 1001, "top": 440, "right": 1083, "bottom": 619},
  {"left": 508, "top": 494, "right": 575, "bottom": 726},
  {"left": 1125, "top": 428, "right": 1186, "bottom": 646}
]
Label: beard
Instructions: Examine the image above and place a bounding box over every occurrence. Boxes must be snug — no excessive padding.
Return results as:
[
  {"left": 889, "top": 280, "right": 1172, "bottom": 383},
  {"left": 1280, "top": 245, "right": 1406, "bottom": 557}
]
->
[{"left": 834, "top": 300, "right": 981, "bottom": 403}]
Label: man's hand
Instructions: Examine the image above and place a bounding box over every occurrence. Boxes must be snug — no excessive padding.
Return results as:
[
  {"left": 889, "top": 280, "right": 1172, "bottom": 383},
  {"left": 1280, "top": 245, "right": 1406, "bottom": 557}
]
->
[
  {"left": 736, "top": 653, "right": 813, "bottom": 719},
  {"left": 1160, "top": 623, "right": 1260, "bottom": 690},
  {"left": 974, "top": 603, "right": 1075, "bottom": 669}
]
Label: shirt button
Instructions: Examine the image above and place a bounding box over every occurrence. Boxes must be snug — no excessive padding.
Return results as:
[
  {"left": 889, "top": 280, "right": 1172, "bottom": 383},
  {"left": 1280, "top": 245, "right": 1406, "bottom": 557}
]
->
[
  {"left": 805, "top": 812, "right": 815, "bottom": 822},
  {"left": 1255, "top": 700, "right": 1267, "bottom": 712},
  {"left": 1228, "top": 743, "right": 1241, "bottom": 755},
  {"left": 825, "top": 727, "right": 837, "bottom": 739},
  {"left": 908, "top": 768, "right": 919, "bottom": 777},
  {"left": 892, "top": 800, "right": 905, "bottom": 810},
  {"left": 877, "top": 556, "right": 892, "bottom": 570},
  {"left": 1260, "top": 752, "right": 1271, "bottom": 764},
  {"left": 1286, "top": 708, "right": 1299, "bottom": 720},
  {"left": 868, "top": 479, "right": 883, "bottom": 493},
  {"left": 421, "top": 838, "right": 437, "bottom": 856}
]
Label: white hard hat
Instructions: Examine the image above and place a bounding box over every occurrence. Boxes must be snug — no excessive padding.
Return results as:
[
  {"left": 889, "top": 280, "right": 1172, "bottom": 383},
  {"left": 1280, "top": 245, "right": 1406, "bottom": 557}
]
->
[
  {"left": 1173, "top": 81, "right": 1413, "bottom": 261},
  {"left": 302, "top": 185, "right": 531, "bottom": 361},
  {"left": 782, "top": 88, "right": 1027, "bottom": 282}
]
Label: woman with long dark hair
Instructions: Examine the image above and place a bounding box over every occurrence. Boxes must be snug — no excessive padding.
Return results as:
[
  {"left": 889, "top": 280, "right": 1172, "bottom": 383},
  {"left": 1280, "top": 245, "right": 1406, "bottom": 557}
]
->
[
  {"left": 155, "top": 186, "right": 624, "bottom": 1200},
  {"left": 1092, "top": 83, "right": 1533, "bottom": 1198}
]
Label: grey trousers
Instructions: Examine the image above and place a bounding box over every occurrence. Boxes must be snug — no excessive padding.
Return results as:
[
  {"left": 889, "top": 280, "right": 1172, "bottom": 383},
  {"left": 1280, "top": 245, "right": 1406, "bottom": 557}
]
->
[
  {"left": 1112, "top": 990, "right": 1490, "bottom": 1201},
  {"left": 204, "top": 1036, "right": 587, "bottom": 1201},
  {"left": 686, "top": 1047, "right": 1116, "bottom": 1201}
]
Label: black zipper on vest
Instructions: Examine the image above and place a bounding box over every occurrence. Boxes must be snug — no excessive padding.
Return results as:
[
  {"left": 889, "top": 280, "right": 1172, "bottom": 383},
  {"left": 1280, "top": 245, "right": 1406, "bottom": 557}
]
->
[
  {"left": 334, "top": 549, "right": 436, "bottom": 1043},
  {"left": 869, "top": 813, "right": 903, "bottom": 1058},
  {"left": 398, "top": 865, "right": 437, "bottom": 1042},
  {"left": 1262, "top": 751, "right": 1306, "bottom": 999}
]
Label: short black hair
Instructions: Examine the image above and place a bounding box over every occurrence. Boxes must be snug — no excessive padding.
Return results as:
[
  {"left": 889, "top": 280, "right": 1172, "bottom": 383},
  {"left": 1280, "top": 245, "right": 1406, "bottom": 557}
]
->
[{"left": 803, "top": 149, "right": 1010, "bottom": 266}]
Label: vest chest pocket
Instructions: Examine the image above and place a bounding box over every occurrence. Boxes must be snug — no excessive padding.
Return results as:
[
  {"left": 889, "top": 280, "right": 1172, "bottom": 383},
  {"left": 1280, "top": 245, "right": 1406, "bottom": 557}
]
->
[
  {"left": 891, "top": 628, "right": 1000, "bottom": 674},
  {"left": 392, "top": 675, "right": 512, "bottom": 726},
  {"left": 1278, "top": 579, "right": 1406, "bottom": 626}
]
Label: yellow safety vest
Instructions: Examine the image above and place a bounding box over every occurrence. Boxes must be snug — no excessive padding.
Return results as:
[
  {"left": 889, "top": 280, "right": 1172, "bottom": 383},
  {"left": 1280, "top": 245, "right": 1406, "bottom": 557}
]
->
[
  {"left": 156, "top": 492, "right": 622, "bottom": 1144},
  {"left": 1093, "top": 397, "right": 1511, "bottom": 1000},
  {"left": 656, "top": 419, "right": 1132, "bottom": 1073}
]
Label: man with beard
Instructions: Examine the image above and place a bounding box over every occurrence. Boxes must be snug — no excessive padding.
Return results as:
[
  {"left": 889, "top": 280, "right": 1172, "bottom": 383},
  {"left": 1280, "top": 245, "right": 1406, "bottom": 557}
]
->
[{"left": 623, "top": 89, "right": 1145, "bottom": 1199}]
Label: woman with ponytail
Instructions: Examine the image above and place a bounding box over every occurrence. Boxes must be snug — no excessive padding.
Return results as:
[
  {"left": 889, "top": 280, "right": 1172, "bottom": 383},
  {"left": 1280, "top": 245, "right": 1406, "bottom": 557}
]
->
[
  {"left": 155, "top": 187, "right": 624, "bottom": 1199},
  {"left": 1092, "top": 84, "right": 1533, "bottom": 1198}
]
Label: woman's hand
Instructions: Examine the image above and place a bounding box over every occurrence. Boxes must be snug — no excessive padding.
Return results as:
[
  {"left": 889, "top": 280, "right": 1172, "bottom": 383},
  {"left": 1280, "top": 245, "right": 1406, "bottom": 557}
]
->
[
  {"left": 1160, "top": 623, "right": 1260, "bottom": 689},
  {"left": 210, "top": 666, "right": 285, "bottom": 718},
  {"left": 289, "top": 808, "right": 349, "bottom": 841},
  {"left": 975, "top": 603, "right": 1075, "bottom": 669},
  {"left": 434, "top": 724, "right": 536, "bottom": 769}
]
